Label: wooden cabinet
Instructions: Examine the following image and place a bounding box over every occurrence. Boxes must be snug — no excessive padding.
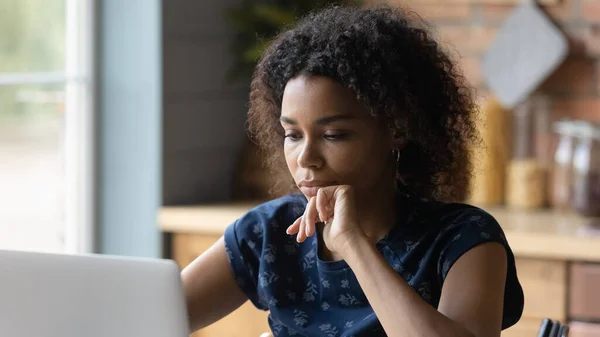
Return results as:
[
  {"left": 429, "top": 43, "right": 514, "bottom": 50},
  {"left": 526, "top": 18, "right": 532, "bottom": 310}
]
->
[
  {"left": 569, "top": 263, "right": 600, "bottom": 321},
  {"left": 568, "top": 321, "right": 600, "bottom": 337},
  {"left": 172, "top": 234, "right": 218, "bottom": 269},
  {"left": 515, "top": 258, "right": 567, "bottom": 321},
  {"left": 172, "top": 233, "right": 270, "bottom": 337},
  {"left": 501, "top": 259, "right": 568, "bottom": 337},
  {"left": 505, "top": 320, "right": 600, "bottom": 337}
]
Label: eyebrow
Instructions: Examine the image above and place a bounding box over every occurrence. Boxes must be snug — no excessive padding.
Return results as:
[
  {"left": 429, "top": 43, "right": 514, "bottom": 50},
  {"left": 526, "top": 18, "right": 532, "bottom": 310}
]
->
[{"left": 280, "top": 114, "right": 356, "bottom": 125}]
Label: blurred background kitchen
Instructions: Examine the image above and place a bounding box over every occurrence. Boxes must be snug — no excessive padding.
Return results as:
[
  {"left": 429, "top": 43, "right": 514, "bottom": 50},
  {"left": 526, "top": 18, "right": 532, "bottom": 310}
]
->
[{"left": 1, "top": 0, "right": 600, "bottom": 336}]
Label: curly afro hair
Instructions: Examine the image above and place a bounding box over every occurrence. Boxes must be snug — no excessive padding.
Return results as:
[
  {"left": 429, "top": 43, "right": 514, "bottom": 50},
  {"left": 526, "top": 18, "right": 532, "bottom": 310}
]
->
[{"left": 247, "top": 4, "right": 480, "bottom": 202}]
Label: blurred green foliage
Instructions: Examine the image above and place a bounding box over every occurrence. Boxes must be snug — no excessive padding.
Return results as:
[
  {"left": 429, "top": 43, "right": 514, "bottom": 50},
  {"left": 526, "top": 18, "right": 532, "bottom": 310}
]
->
[
  {"left": 0, "top": 0, "right": 65, "bottom": 119},
  {"left": 224, "top": 0, "right": 358, "bottom": 82}
]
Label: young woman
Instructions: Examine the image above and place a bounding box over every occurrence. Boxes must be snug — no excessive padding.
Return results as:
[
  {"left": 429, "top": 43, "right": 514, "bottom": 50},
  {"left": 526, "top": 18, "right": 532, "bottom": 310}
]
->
[{"left": 181, "top": 4, "right": 524, "bottom": 337}]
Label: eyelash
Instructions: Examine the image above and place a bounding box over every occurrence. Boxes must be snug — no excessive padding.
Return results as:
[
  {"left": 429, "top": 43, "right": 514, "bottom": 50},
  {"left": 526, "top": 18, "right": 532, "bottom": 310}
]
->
[
  {"left": 284, "top": 132, "right": 348, "bottom": 141},
  {"left": 325, "top": 133, "right": 348, "bottom": 140}
]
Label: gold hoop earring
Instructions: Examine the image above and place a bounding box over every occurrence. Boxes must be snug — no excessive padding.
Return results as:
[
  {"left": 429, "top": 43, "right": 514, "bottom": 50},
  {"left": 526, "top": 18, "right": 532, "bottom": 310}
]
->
[{"left": 392, "top": 149, "right": 400, "bottom": 162}]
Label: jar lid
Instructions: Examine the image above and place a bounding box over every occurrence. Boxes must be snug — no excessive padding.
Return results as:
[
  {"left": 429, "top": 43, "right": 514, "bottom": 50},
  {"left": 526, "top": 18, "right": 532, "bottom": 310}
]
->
[
  {"left": 553, "top": 119, "right": 583, "bottom": 136},
  {"left": 553, "top": 120, "right": 569, "bottom": 134},
  {"left": 591, "top": 123, "right": 600, "bottom": 140},
  {"left": 571, "top": 121, "right": 598, "bottom": 139}
]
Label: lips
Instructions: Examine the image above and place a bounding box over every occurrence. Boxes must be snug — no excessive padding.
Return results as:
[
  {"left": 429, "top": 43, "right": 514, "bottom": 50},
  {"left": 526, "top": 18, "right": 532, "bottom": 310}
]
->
[{"left": 298, "top": 180, "right": 336, "bottom": 198}]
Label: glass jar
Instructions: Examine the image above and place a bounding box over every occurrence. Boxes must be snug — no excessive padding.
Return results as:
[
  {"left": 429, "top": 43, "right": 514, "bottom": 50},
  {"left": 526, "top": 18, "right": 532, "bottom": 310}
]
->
[
  {"left": 571, "top": 122, "right": 600, "bottom": 217},
  {"left": 512, "top": 100, "right": 535, "bottom": 160},
  {"left": 549, "top": 120, "right": 577, "bottom": 210},
  {"left": 532, "top": 94, "right": 553, "bottom": 169},
  {"left": 506, "top": 100, "right": 545, "bottom": 209}
]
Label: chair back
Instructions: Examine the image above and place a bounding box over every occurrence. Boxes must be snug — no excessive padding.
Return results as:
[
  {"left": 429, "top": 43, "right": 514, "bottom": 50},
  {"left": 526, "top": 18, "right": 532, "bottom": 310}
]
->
[{"left": 537, "top": 318, "right": 569, "bottom": 337}]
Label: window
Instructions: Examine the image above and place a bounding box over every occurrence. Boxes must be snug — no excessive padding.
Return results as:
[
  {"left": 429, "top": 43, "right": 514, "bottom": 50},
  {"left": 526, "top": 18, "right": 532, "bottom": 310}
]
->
[{"left": 0, "top": 0, "right": 94, "bottom": 254}]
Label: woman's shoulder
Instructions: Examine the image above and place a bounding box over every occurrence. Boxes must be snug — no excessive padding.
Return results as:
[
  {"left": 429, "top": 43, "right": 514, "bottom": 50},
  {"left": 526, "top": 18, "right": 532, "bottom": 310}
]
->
[
  {"left": 426, "top": 201, "right": 524, "bottom": 329},
  {"left": 407, "top": 197, "right": 503, "bottom": 234},
  {"left": 399, "top": 198, "right": 511, "bottom": 266},
  {"left": 438, "top": 202, "right": 501, "bottom": 229},
  {"left": 411, "top": 199, "right": 514, "bottom": 274},
  {"left": 432, "top": 202, "right": 509, "bottom": 253}
]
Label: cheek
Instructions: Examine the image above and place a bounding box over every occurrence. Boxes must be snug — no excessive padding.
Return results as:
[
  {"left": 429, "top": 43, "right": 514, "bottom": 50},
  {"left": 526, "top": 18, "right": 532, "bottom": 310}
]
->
[
  {"left": 331, "top": 142, "right": 389, "bottom": 181},
  {"left": 329, "top": 147, "right": 374, "bottom": 172},
  {"left": 283, "top": 143, "right": 298, "bottom": 169}
]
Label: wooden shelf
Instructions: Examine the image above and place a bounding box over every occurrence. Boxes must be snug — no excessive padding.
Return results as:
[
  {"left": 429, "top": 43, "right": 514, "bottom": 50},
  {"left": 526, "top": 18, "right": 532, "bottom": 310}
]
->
[
  {"left": 159, "top": 201, "right": 263, "bottom": 236},
  {"left": 159, "top": 202, "right": 600, "bottom": 262}
]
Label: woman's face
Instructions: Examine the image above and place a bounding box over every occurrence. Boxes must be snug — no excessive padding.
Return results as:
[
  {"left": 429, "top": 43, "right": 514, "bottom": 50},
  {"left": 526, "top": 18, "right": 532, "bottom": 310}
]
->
[{"left": 280, "top": 75, "right": 395, "bottom": 202}]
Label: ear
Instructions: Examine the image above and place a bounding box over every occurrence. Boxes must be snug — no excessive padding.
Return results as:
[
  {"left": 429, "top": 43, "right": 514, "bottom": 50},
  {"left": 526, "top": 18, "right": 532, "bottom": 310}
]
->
[
  {"left": 390, "top": 135, "right": 405, "bottom": 151},
  {"left": 387, "top": 126, "right": 405, "bottom": 150}
]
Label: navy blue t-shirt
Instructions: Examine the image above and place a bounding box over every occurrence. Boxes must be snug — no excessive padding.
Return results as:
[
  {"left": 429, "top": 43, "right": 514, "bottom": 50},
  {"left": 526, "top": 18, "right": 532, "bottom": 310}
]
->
[{"left": 223, "top": 189, "right": 524, "bottom": 336}]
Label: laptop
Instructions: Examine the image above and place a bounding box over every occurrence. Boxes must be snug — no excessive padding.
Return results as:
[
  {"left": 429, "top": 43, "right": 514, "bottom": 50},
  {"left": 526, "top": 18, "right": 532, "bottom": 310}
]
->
[{"left": 0, "top": 249, "right": 190, "bottom": 337}]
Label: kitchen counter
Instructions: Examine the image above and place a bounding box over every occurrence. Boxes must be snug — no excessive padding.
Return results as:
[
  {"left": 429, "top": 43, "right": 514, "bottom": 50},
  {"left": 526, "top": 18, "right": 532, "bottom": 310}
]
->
[{"left": 159, "top": 201, "right": 600, "bottom": 262}]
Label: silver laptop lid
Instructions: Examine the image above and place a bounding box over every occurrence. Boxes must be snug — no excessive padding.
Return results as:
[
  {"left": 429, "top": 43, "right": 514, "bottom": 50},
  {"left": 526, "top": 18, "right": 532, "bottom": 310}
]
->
[{"left": 0, "top": 249, "right": 189, "bottom": 337}]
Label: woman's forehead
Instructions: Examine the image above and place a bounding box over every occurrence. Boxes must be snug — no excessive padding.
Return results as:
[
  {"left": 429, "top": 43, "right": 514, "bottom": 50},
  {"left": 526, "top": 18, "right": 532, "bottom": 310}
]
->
[{"left": 281, "top": 75, "right": 367, "bottom": 119}]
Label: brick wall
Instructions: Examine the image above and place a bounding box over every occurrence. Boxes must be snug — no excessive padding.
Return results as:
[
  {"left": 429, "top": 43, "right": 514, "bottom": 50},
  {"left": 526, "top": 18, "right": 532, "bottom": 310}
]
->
[
  {"left": 374, "top": 0, "right": 600, "bottom": 121},
  {"left": 161, "top": 0, "right": 600, "bottom": 204}
]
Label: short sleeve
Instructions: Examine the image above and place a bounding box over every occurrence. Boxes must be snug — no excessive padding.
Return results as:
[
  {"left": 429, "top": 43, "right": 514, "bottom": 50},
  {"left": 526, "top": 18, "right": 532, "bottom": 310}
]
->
[
  {"left": 224, "top": 216, "right": 267, "bottom": 310},
  {"left": 436, "top": 208, "right": 524, "bottom": 330},
  {"left": 222, "top": 194, "right": 307, "bottom": 311}
]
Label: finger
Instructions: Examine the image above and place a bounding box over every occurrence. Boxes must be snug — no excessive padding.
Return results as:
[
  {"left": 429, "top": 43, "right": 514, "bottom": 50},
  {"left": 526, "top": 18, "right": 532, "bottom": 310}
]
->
[
  {"left": 319, "top": 185, "right": 354, "bottom": 215},
  {"left": 315, "top": 186, "right": 337, "bottom": 214},
  {"left": 297, "top": 215, "right": 307, "bottom": 242},
  {"left": 306, "top": 217, "right": 315, "bottom": 237},
  {"left": 315, "top": 188, "right": 330, "bottom": 223},
  {"left": 306, "top": 197, "right": 318, "bottom": 237},
  {"left": 286, "top": 216, "right": 302, "bottom": 235}
]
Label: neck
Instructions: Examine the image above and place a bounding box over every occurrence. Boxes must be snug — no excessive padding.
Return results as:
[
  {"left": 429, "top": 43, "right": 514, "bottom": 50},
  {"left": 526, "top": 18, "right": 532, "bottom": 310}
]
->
[{"left": 355, "top": 179, "right": 398, "bottom": 243}]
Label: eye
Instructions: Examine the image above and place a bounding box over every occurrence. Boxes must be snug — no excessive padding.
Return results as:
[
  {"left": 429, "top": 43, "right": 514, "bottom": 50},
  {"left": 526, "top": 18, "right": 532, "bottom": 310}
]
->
[
  {"left": 324, "top": 132, "right": 349, "bottom": 140},
  {"left": 284, "top": 132, "right": 302, "bottom": 141}
]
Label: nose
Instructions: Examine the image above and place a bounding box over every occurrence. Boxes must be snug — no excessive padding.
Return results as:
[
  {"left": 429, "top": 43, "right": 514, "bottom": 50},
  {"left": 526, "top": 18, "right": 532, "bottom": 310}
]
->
[{"left": 297, "top": 139, "right": 324, "bottom": 169}]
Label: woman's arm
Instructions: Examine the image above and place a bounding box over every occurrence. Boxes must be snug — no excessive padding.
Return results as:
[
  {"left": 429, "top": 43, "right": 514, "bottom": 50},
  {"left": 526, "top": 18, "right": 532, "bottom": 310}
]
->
[
  {"left": 342, "top": 237, "right": 507, "bottom": 337},
  {"left": 180, "top": 236, "right": 248, "bottom": 333},
  {"left": 292, "top": 186, "right": 510, "bottom": 337}
]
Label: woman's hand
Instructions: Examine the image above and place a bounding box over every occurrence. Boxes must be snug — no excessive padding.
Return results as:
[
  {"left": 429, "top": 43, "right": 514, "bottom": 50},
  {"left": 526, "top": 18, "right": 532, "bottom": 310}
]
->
[{"left": 286, "top": 185, "right": 367, "bottom": 255}]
